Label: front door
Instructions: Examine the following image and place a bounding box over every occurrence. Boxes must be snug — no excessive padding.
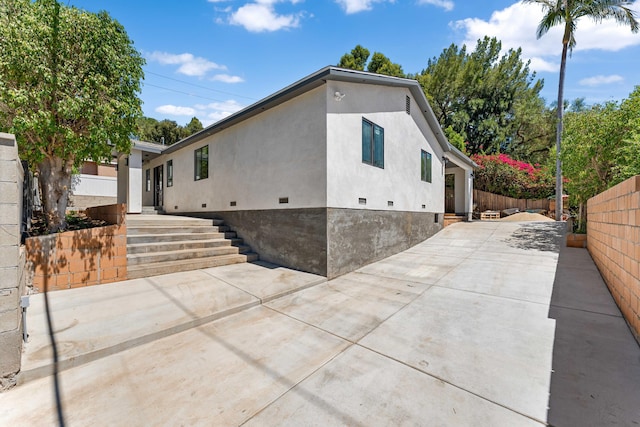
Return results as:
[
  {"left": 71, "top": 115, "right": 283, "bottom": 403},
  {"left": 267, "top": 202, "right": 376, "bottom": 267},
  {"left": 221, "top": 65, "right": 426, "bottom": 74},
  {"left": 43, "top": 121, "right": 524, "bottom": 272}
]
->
[
  {"left": 445, "top": 174, "right": 455, "bottom": 213},
  {"left": 153, "top": 165, "right": 163, "bottom": 208}
]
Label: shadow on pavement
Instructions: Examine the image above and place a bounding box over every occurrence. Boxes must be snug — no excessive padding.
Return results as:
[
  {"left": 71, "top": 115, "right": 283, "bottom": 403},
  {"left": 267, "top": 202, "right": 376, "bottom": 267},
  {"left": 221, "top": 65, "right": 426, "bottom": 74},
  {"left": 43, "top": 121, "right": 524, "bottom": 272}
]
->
[
  {"left": 547, "top": 244, "right": 640, "bottom": 426},
  {"left": 504, "top": 222, "right": 563, "bottom": 252}
]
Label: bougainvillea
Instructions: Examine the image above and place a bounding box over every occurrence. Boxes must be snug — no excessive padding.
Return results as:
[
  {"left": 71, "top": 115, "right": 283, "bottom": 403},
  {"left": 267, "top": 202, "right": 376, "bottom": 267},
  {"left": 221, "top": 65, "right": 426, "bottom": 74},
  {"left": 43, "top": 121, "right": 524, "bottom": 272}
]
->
[{"left": 471, "top": 153, "right": 554, "bottom": 199}]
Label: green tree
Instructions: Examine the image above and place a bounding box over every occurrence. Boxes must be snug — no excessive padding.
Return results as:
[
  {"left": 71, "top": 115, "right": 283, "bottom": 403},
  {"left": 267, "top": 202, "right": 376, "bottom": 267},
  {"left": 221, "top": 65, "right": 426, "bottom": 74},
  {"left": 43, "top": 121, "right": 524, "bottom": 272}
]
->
[
  {"left": 508, "top": 88, "right": 556, "bottom": 165},
  {"left": 523, "top": 0, "right": 639, "bottom": 220},
  {"left": 181, "top": 116, "right": 203, "bottom": 139},
  {"left": 338, "top": 45, "right": 405, "bottom": 77},
  {"left": 366, "top": 52, "right": 405, "bottom": 77},
  {"left": 135, "top": 116, "right": 159, "bottom": 141},
  {"left": 0, "top": 0, "right": 144, "bottom": 232},
  {"left": 338, "top": 45, "right": 370, "bottom": 71},
  {"left": 562, "top": 87, "right": 640, "bottom": 227},
  {"left": 417, "top": 37, "right": 543, "bottom": 155}
]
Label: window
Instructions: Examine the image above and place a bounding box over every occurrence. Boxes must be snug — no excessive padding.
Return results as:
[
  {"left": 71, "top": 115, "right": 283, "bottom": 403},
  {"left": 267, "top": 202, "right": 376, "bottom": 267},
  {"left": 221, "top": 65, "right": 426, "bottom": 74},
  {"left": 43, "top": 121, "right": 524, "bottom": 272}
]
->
[
  {"left": 362, "top": 118, "right": 384, "bottom": 168},
  {"left": 421, "top": 150, "right": 432, "bottom": 183},
  {"left": 194, "top": 145, "right": 209, "bottom": 181},
  {"left": 145, "top": 169, "right": 151, "bottom": 191},
  {"left": 166, "top": 160, "right": 173, "bottom": 187}
]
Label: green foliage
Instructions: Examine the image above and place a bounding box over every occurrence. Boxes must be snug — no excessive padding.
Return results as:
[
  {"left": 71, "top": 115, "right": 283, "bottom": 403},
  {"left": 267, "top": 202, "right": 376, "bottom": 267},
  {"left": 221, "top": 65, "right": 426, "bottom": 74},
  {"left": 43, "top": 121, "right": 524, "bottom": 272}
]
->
[
  {"left": 0, "top": 0, "right": 144, "bottom": 231},
  {"left": 338, "top": 45, "right": 405, "bottom": 77},
  {"left": 562, "top": 86, "right": 640, "bottom": 205},
  {"left": 416, "top": 37, "right": 543, "bottom": 155},
  {"left": 367, "top": 52, "right": 405, "bottom": 77},
  {"left": 338, "top": 45, "right": 370, "bottom": 71},
  {"left": 443, "top": 125, "right": 466, "bottom": 154},
  {"left": 507, "top": 87, "right": 556, "bottom": 165},
  {"left": 135, "top": 116, "right": 204, "bottom": 144},
  {"left": 0, "top": 0, "right": 144, "bottom": 164},
  {"left": 472, "top": 153, "right": 554, "bottom": 199}
]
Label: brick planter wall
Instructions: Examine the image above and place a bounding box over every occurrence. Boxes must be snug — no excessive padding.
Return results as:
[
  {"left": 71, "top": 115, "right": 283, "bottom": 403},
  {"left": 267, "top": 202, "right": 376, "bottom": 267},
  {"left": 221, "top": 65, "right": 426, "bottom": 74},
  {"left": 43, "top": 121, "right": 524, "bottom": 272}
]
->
[
  {"left": 26, "top": 204, "right": 127, "bottom": 291},
  {"left": 587, "top": 176, "right": 640, "bottom": 341}
]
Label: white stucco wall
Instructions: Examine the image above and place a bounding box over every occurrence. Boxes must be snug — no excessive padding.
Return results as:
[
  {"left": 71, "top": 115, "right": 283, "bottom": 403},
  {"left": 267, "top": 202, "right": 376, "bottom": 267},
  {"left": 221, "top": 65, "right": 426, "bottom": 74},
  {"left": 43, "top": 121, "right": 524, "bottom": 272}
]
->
[
  {"left": 72, "top": 174, "right": 117, "bottom": 197},
  {"left": 326, "top": 82, "right": 446, "bottom": 212},
  {"left": 147, "top": 87, "right": 327, "bottom": 212}
]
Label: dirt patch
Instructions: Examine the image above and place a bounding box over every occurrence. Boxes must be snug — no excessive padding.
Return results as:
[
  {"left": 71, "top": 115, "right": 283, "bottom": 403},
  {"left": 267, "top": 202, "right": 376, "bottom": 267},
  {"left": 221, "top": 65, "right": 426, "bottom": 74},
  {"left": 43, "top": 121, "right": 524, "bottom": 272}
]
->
[{"left": 500, "top": 212, "right": 554, "bottom": 222}]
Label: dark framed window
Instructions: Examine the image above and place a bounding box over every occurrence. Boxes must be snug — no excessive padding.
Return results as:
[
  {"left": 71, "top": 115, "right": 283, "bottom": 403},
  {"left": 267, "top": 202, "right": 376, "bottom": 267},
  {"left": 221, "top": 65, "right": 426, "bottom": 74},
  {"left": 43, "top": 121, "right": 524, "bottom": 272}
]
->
[
  {"left": 421, "top": 150, "right": 432, "bottom": 183},
  {"left": 145, "top": 169, "right": 151, "bottom": 191},
  {"left": 362, "top": 118, "right": 384, "bottom": 168},
  {"left": 166, "top": 160, "right": 173, "bottom": 187},
  {"left": 194, "top": 145, "right": 209, "bottom": 181}
]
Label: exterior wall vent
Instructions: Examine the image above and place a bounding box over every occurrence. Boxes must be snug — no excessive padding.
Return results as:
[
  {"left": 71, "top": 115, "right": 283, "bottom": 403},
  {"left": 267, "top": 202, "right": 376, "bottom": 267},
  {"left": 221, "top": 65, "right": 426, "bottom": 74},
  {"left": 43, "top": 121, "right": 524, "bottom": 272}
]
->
[
  {"left": 279, "top": 197, "right": 289, "bottom": 204},
  {"left": 406, "top": 96, "right": 411, "bottom": 115},
  {"left": 422, "top": 204, "right": 426, "bottom": 209},
  {"left": 201, "top": 203, "right": 206, "bottom": 208},
  {"left": 388, "top": 201, "right": 394, "bottom": 207},
  {"left": 435, "top": 213, "right": 439, "bottom": 223},
  {"left": 359, "top": 198, "right": 367, "bottom": 205},
  {"left": 230, "top": 201, "right": 237, "bottom": 207}
]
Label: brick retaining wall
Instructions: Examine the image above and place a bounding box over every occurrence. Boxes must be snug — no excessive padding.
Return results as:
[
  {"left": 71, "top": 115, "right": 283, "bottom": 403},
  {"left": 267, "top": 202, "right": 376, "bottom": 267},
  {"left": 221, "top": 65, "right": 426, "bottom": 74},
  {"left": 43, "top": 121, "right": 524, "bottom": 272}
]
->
[
  {"left": 26, "top": 204, "right": 127, "bottom": 292},
  {"left": 587, "top": 176, "right": 640, "bottom": 341}
]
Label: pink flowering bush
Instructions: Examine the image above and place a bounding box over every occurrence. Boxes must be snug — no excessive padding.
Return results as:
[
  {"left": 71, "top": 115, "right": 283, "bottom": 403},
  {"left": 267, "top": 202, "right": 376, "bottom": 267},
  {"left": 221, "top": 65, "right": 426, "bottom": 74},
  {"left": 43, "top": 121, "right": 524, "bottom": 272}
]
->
[{"left": 471, "top": 154, "right": 554, "bottom": 199}]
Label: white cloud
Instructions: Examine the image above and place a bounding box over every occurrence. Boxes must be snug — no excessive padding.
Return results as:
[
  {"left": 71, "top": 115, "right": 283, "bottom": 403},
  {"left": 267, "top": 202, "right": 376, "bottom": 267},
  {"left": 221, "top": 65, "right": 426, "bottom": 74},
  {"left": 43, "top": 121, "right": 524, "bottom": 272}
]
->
[
  {"left": 192, "top": 100, "right": 246, "bottom": 126},
  {"left": 211, "top": 74, "right": 245, "bottom": 83},
  {"left": 155, "top": 105, "right": 197, "bottom": 116},
  {"left": 579, "top": 74, "right": 624, "bottom": 87},
  {"left": 226, "top": 1, "right": 306, "bottom": 32},
  {"left": 147, "top": 51, "right": 226, "bottom": 77},
  {"left": 453, "top": 2, "right": 640, "bottom": 74},
  {"left": 418, "top": 0, "right": 453, "bottom": 12},
  {"left": 334, "top": 0, "right": 393, "bottom": 14}
]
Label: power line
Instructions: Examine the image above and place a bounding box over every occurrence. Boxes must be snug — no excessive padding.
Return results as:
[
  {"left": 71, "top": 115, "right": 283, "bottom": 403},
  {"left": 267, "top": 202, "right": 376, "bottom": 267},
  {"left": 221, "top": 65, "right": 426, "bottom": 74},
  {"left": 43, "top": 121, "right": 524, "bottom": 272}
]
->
[
  {"left": 143, "top": 83, "right": 234, "bottom": 103},
  {"left": 145, "top": 70, "right": 258, "bottom": 101}
]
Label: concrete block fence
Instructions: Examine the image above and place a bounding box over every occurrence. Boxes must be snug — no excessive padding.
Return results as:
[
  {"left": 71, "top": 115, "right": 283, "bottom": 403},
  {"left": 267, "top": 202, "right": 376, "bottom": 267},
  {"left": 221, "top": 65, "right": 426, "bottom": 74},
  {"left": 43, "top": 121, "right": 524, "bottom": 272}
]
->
[
  {"left": 0, "top": 133, "right": 27, "bottom": 388},
  {"left": 26, "top": 204, "right": 127, "bottom": 292},
  {"left": 587, "top": 176, "right": 640, "bottom": 341}
]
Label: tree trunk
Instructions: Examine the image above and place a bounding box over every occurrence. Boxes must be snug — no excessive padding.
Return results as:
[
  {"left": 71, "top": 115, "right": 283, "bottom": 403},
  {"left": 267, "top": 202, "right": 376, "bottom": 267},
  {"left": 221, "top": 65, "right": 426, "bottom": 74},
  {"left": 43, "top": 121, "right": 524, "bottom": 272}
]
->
[
  {"left": 38, "top": 156, "right": 73, "bottom": 233},
  {"left": 555, "top": 30, "right": 569, "bottom": 221}
]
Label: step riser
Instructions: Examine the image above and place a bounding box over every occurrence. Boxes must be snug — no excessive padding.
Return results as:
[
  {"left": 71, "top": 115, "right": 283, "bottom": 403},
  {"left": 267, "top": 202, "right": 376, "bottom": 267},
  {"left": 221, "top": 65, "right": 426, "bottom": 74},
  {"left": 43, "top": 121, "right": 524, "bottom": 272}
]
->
[
  {"left": 127, "top": 246, "right": 251, "bottom": 265},
  {"left": 128, "top": 240, "right": 237, "bottom": 254},
  {"left": 126, "top": 253, "right": 259, "bottom": 279},
  {"left": 127, "top": 226, "right": 230, "bottom": 234},
  {"left": 127, "top": 233, "right": 227, "bottom": 244}
]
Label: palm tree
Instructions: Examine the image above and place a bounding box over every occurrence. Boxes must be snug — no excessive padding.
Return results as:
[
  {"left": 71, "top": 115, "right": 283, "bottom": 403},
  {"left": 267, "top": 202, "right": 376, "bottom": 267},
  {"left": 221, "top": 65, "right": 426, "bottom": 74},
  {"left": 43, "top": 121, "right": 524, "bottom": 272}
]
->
[{"left": 522, "top": 0, "right": 638, "bottom": 220}]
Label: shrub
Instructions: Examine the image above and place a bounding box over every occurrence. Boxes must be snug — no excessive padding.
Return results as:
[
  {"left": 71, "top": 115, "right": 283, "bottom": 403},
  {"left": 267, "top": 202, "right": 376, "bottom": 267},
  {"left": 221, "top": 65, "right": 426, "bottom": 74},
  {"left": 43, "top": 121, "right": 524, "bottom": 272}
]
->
[{"left": 471, "top": 153, "right": 554, "bottom": 199}]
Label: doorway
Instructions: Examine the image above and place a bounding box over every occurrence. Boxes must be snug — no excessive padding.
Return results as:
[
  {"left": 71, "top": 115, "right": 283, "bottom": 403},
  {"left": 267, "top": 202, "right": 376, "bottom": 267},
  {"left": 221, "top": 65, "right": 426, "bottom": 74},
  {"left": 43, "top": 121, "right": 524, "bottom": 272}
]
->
[
  {"left": 445, "top": 174, "right": 455, "bottom": 213},
  {"left": 153, "top": 165, "right": 163, "bottom": 208}
]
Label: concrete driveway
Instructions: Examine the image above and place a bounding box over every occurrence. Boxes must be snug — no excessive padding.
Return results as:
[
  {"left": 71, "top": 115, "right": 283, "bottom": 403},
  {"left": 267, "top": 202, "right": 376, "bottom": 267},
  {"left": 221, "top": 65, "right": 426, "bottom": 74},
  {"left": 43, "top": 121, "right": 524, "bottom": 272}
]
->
[{"left": 1, "top": 220, "right": 639, "bottom": 426}]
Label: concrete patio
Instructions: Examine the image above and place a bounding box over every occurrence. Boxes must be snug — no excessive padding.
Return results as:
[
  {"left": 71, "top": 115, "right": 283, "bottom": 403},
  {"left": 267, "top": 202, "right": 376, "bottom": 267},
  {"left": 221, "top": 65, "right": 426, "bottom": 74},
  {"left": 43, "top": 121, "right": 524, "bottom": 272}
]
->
[{"left": 1, "top": 221, "right": 639, "bottom": 426}]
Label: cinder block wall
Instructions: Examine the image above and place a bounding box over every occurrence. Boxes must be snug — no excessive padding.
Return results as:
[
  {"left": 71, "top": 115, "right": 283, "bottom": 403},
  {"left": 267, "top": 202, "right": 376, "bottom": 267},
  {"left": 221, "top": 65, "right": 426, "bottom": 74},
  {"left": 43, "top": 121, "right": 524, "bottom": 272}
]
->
[
  {"left": 0, "top": 133, "right": 27, "bottom": 389},
  {"left": 587, "top": 176, "right": 640, "bottom": 341},
  {"left": 26, "top": 204, "right": 127, "bottom": 291}
]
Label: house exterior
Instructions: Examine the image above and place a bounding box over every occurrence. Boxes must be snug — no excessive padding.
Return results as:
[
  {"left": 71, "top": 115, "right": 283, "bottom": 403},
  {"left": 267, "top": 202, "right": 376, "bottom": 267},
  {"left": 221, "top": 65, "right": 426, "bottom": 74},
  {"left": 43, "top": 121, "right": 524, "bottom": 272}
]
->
[
  {"left": 68, "top": 161, "right": 118, "bottom": 210},
  {"left": 117, "top": 66, "right": 475, "bottom": 278}
]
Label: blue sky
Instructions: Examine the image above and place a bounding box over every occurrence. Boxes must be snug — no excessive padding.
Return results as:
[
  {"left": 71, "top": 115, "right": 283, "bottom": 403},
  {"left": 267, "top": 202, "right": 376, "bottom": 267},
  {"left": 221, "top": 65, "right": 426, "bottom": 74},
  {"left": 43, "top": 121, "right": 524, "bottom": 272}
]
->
[{"left": 67, "top": 0, "right": 640, "bottom": 126}]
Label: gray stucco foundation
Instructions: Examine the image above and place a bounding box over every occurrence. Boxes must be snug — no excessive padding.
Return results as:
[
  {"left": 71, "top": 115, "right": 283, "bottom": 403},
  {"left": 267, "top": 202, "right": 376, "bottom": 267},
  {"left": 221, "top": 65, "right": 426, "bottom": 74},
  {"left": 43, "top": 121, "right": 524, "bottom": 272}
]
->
[
  {"left": 183, "top": 208, "right": 442, "bottom": 280},
  {"left": 326, "top": 208, "right": 442, "bottom": 278}
]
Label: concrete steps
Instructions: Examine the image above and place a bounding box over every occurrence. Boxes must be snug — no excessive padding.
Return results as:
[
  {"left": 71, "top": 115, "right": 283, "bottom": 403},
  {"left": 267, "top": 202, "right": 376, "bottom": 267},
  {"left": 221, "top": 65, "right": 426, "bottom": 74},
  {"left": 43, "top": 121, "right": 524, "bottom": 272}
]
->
[
  {"left": 444, "top": 214, "right": 466, "bottom": 227},
  {"left": 126, "top": 214, "right": 258, "bottom": 279}
]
